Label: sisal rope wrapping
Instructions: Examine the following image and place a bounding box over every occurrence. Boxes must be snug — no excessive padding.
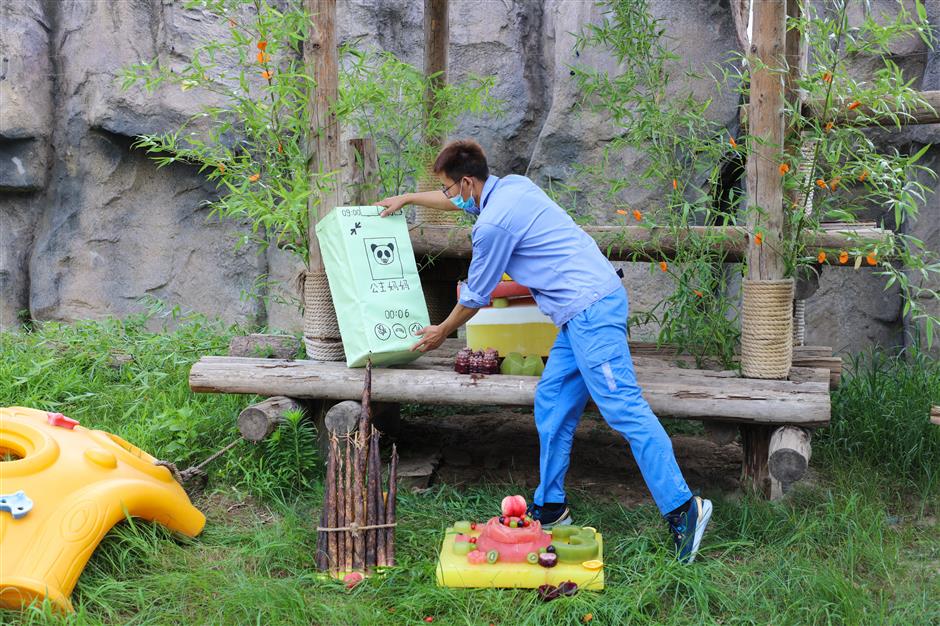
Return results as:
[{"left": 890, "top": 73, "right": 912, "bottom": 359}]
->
[
  {"left": 413, "top": 167, "right": 458, "bottom": 226},
  {"left": 302, "top": 270, "right": 345, "bottom": 361},
  {"left": 741, "top": 279, "right": 794, "bottom": 379},
  {"left": 792, "top": 299, "right": 806, "bottom": 347}
]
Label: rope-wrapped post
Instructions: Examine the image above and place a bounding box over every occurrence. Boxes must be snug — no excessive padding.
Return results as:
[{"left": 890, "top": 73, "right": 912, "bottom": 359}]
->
[
  {"left": 413, "top": 166, "right": 458, "bottom": 227},
  {"left": 792, "top": 299, "right": 806, "bottom": 347},
  {"left": 302, "top": 271, "right": 345, "bottom": 361},
  {"left": 415, "top": 166, "right": 459, "bottom": 326},
  {"left": 741, "top": 279, "right": 795, "bottom": 379}
]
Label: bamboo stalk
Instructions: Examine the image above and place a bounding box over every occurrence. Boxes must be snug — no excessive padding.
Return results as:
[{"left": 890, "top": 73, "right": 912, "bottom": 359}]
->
[
  {"left": 352, "top": 361, "right": 372, "bottom": 571},
  {"left": 344, "top": 434, "right": 353, "bottom": 573},
  {"left": 373, "top": 427, "right": 387, "bottom": 567},
  {"left": 333, "top": 434, "right": 345, "bottom": 571},
  {"left": 365, "top": 426, "right": 379, "bottom": 570},
  {"left": 326, "top": 435, "right": 339, "bottom": 573},
  {"left": 385, "top": 444, "right": 398, "bottom": 566}
]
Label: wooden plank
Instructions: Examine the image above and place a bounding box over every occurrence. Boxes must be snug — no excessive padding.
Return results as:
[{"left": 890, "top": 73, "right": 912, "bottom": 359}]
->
[
  {"left": 409, "top": 224, "right": 893, "bottom": 263},
  {"left": 805, "top": 91, "right": 940, "bottom": 127},
  {"left": 304, "top": 0, "right": 341, "bottom": 273},
  {"left": 189, "top": 356, "right": 830, "bottom": 426}
]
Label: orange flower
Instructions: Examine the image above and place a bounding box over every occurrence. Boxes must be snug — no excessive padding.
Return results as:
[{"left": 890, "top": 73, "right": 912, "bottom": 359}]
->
[
  {"left": 779, "top": 163, "right": 790, "bottom": 175},
  {"left": 816, "top": 178, "right": 828, "bottom": 189},
  {"left": 672, "top": 178, "right": 678, "bottom": 190},
  {"left": 261, "top": 70, "right": 273, "bottom": 80},
  {"left": 257, "top": 41, "right": 268, "bottom": 51},
  {"left": 694, "top": 289, "right": 703, "bottom": 298},
  {"left": 847, "top": 100, "right": 861, "bottom": 110},
  {"left": 277, "top": 142, "right": 284, "bottom": 154},
  {"left": 632, "top": 209, "right": 642, "bottom": 221},
  {"left": 839, "top": 250, "right": 849, "bottom": 264},
  {"left": 248, "top": 173, "right": 260, "bottom": 182},
  {"left": 256, "top": 51, "right": 270, "bottom": 64},
  {"left": 217, "top": 163, "right": 226, "bottom": 173},
  {"left": 583, "top": 614, "right": 594, "bottom": 623},
  {"left": 729, "top": 136, "right": 738, "bottom": 148},
  {"left": 866, "top": 253, "right": 877, "bottom": 266},
  {"left": 817, "top": 251, "right": 827, "bottom": 264},
  {"left": 829, "top": 177, "right": 841, "bottom": 191},
  {"left": 824, "top": 121, "right": 834, "bottom": 133},
  {"left": 858, "top": 170, "right": 868, "bottom": 182},
  {"left": 754, "top": 232, "right": 763, "bottom": 246},
  {"left": 822, "top": 71, "right": 832, "bottom": 83},
  {"left": 616, "top": 209, "right": 628, "bottom": 215},
  {"left": 659, "top": 261, "right": 668, "bottom": 272}
]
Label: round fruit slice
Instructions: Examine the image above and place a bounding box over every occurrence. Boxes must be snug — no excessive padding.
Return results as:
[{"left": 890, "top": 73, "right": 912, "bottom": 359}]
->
[{"left": 581, "top": 560, "right": 603, "bottom": 570}]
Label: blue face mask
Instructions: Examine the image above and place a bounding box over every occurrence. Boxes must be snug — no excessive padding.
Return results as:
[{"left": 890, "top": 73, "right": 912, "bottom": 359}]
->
[{"left": 450, "top": 180, "right": 479, "bottom": 215}]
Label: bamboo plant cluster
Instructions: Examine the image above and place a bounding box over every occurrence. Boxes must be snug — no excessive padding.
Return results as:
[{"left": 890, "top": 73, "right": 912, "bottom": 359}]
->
[{"left": 316, "top": 362, "right": 398, "bottom": 574}]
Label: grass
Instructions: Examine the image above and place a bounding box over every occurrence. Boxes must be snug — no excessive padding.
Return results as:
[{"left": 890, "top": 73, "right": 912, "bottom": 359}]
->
[{"left": 2, "top": 313, "right": 939, "bottom": 625}]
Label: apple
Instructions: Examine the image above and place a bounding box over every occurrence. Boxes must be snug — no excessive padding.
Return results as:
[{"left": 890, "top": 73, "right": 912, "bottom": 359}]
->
[{"left": 501, "top": 495, "right": 527, "bottom": 518}]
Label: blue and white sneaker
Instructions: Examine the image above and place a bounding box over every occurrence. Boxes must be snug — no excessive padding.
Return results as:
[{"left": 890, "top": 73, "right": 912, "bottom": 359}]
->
[
  {"left": 665, "top": 496, "right": 713, "bottom": 563},
  {"left": 526, "top": 501, "right": 573, "bottom": 529}
]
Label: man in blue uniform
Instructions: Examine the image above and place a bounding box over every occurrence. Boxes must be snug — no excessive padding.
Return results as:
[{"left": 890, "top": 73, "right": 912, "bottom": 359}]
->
[{"left": 377, "top": 139, "right": 712, "bottom": 562}]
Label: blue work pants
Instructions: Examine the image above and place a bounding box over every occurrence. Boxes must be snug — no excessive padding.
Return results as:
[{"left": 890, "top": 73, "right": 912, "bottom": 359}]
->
[{"left": 533, "top": 287, "right": 692, "bottom": 515}]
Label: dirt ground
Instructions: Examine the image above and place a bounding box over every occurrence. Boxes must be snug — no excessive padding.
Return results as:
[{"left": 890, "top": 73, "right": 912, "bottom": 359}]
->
[{"left": 392, "top": 407, "right": 743, "bottom": 508}]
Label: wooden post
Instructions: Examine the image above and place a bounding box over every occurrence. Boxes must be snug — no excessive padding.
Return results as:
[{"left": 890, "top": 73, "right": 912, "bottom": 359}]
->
[
  {"left": 348, "top": 138, "right": 380, "bottom": 206},
  {"left": 745, "top": 0, "right": 787, "bottom": 282},
  {"left": 424, "top": 0, "right": 449, "bottom": 146},
  {"left": 741, "top": 0, "right": 789, "bottom": 496},
  {"left": 304, "top": 0, "right": 342, "bottom": 273}
]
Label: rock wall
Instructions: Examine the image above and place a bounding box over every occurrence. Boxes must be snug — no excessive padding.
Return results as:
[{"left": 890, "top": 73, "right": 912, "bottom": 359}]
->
[{"left": 1, "top": 0, "right": 937, "bottom": 356}]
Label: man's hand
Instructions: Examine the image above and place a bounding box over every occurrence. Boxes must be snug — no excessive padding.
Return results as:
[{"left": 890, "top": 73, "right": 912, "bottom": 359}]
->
[
  {"left": 377, "top": 194, "right": 410, "bottom": 217},
  {"left": 410, "top": 325, "right": 447, "bottom": 353}
]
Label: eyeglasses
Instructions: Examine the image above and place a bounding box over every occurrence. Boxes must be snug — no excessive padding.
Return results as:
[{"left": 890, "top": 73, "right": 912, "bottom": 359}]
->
[{"left": 440, "top": 179, "right": 461, "bottom": 198}]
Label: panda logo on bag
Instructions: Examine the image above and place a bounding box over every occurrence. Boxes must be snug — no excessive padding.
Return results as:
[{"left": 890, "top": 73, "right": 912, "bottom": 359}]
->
[
  {"left": 364, "top": 237, "right": 404, "bottom": 280},
  {"left": 371, "top": 242, "right": 395, "bottom": 265}
]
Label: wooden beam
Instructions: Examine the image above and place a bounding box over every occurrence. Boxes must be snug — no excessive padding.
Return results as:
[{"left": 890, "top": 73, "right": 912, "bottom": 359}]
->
[
  {"left": 804, "top": 91, "right": 940, "bottom": 127},
  {"left": 409, "top": 224, "right": 893, "bottom": 263},
  {"left": 189, "top": 357, "right": 830, "bottom": 426},
  {"left": 304, "top": 0, "right": 341, "bottom": 273}
]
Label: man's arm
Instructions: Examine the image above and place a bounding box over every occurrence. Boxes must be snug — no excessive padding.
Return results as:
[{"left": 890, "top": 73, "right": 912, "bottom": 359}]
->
[
  {"left": 377, "top": 190, "right": 457, "bottom": 217},
  {"left": 411, "top": 224, "right": 518, "bottom": 353}
]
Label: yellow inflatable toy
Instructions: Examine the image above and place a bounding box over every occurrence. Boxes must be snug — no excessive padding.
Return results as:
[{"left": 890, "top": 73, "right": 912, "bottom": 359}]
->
[{"left": 0, "top": 406, "right": 206, "bottom": 612}]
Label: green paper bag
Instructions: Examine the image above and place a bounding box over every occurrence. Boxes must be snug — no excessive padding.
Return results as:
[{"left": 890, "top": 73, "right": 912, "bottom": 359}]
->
[{"left": 315, "top": 206, "right": 431, "bottom": 367}]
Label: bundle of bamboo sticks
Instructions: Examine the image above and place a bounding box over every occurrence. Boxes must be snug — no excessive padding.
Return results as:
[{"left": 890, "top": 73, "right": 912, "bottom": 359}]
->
[{"left": 316, "top": 361, "right": 398, "bottom": 575}]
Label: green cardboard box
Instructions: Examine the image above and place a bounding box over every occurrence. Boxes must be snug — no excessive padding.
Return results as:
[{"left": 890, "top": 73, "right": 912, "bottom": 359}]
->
[{"left": 315, "top": 206, "right": 431, "bottom": 367}]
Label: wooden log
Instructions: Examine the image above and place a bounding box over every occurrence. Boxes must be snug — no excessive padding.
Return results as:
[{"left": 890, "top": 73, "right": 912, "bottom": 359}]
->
[
  {"left": 768, "top": 426, "right": 812, "bottom": 485},
  {"left": 237, "top": 396, "right": 301, "bottom": 443},
  {"left": 228, "top": 334, "right": 299, "bottom": 360},
  {"left": 348, "top": 138, "right": 379, "bottom": 206},
  {"left": 385, "top": 444, "right": 398, "bottom": 566},
  {"left": 325, "top": 400, "right": 361, "bottom": 435},
  {"left": 408, "top": 224, "right": 893, "bottom": 263},
  {"left": 804, "top": 90, "right": 940, "bottom": 127},
  {"left": 190, "top": 357, "right": 831, "bottom": 426}
]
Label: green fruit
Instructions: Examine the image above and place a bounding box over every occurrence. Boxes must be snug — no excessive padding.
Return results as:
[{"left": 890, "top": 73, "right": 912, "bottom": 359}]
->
[
  {"left": 521, "top": 355, "right": 545, "bottom": 376},
  {"left": 492, "top": 298, "right": 510, "bottom": 308},
  {"left": 486, "top": 549, "right": 499, "bottom": 564},
  {"left": 526, "top": 552, "right": 539, "bottom": 564},
  {"left": 453, "top": 520, "right": 472, "bottom": 534},
  {"left": 452, "top": 541, "right": 474, "bottom": 556},
  {"left": 500, "top": 352, "right": 525, "bottom": 375},
  {"left": 549, "top": 526, "right": 599, "bottom": 563}
]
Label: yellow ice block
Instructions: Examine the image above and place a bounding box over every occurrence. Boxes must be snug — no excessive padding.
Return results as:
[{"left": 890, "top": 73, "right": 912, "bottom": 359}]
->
[
  {"left": 436, "top": 526, "right": 605, "bottom": 590},
  {"left": 465, "top": 305, "right": 559, "bottom": 357},
  {"left": 0, "top": 407, "right": 205, "bottom": 612}
]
